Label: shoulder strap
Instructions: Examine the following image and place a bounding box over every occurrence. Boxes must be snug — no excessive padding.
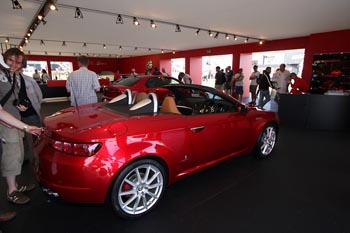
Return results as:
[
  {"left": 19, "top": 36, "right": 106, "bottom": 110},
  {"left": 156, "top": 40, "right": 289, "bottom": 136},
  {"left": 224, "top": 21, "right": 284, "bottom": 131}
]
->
[
  {"left": 264, "top": 73, "right": 273, "bottom": 88},
  {"left": 18, "top": 73, "right": 29, "bottom": 100},
  {"left": 0, "top": 73, "right": 16, "bottom": 106}
]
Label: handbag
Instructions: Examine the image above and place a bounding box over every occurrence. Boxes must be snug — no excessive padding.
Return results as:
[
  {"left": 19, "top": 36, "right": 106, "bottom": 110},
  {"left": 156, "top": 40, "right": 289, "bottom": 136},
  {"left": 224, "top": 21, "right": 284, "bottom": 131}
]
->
[{"left": 270, "top": 88, "right": 277, "bottom": 99}]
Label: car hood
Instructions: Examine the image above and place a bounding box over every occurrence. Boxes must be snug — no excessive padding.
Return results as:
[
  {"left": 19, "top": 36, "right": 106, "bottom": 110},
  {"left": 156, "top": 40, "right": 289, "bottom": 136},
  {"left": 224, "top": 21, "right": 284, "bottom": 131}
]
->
[{"left": 43, "top": 103, "right": 128, "bottom": 140}]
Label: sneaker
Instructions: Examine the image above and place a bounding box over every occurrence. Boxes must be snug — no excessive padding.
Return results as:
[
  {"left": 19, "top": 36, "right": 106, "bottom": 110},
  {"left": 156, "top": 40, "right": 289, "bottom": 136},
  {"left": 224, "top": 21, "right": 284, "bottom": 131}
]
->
[
  {"left": 17, "top": 183, "right": 36, "bottom": 192},
  {"left": 0, "top": 211, "right": 16, "bottom": 222},
  {"left": 7, "top": 191, "right": 30, "bottom": 205}
]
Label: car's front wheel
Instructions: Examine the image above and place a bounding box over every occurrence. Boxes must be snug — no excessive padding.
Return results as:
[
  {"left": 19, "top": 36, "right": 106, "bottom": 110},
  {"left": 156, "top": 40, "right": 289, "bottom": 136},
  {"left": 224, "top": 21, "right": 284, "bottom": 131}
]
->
[
  {"left": 254, "top": 123, "right": 277, "bottom": 159},
  {"left": 111, "top": 159, "right": 166, "bottom": 219}
]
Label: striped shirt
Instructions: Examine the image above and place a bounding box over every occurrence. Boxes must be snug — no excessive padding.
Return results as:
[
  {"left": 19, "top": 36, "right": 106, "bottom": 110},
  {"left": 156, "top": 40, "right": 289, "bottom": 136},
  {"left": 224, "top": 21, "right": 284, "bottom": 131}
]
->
[{"left": 66, "top": 67, "right": 100, "bottom": 106}]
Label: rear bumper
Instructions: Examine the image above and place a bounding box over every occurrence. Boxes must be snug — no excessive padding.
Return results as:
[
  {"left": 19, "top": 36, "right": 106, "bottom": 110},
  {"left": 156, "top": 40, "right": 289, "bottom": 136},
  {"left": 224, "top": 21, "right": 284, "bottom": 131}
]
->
[{"left": 33, "top": 142, "right": 117, "bottom": 203}]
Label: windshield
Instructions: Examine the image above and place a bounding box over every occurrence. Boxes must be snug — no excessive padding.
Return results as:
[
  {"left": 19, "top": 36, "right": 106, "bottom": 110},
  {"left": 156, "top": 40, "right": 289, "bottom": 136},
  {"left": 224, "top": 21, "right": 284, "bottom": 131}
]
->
[{"left": 117, "top": 76, "right": 141, "bottom": 86}]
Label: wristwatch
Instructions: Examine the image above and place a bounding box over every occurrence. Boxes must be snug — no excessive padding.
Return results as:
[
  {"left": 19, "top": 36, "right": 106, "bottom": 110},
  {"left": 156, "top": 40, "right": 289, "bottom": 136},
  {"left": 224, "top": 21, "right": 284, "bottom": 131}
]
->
[{"left": 22, "top": 125, "right": 28, "bottom": 132}]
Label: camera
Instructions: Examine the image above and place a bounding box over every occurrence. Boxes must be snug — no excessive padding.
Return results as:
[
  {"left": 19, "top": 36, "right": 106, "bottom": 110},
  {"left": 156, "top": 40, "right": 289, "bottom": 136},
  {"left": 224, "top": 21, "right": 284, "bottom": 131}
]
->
[{"left": 13, "top": 98, "right": 31, "bottom": 108}]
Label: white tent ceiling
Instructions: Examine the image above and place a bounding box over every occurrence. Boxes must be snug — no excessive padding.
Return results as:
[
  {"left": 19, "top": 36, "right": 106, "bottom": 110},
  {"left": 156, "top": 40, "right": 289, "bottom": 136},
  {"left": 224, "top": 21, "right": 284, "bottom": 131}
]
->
[{"left": 0, "top": 0, "right": 349, "bottom": 57}]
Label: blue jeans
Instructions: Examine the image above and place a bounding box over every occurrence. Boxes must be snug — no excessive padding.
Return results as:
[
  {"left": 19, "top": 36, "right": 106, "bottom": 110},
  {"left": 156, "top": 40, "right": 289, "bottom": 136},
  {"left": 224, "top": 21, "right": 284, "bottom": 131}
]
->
[{"left": 258, "top": 90, "right": 271, "bottom": 108}]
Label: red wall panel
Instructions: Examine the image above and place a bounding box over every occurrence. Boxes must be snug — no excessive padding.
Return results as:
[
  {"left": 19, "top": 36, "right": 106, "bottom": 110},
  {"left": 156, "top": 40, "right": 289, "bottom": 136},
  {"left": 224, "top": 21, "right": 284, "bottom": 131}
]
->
[
  {"left": 26, "top": 55, "right": 118, "bottom": 75},
  {"left": 26, "top": 30, "right": 350, "bottom": 87}
]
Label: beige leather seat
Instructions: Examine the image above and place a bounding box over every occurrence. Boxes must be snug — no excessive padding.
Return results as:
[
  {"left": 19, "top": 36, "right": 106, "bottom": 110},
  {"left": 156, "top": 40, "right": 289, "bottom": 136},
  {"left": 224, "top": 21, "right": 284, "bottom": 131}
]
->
[
  {"left": 134, "top": 92, "right": 148, "bottom": 103},
  {"left": 160, "top": 96, "right": 181, "bottom": 115},
  {"left": 130, "top": 93, "right": 159, "bottom": 115}
]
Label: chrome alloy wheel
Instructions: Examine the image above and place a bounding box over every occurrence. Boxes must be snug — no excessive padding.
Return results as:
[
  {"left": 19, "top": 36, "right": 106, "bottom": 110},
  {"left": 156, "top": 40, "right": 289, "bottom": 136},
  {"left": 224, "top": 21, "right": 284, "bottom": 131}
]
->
[
  {"left": 259, "top": 126, "right": 276, "bottom": 156},
  {"left": 118, "top": 164, "right": 164, "bottom": 215}
]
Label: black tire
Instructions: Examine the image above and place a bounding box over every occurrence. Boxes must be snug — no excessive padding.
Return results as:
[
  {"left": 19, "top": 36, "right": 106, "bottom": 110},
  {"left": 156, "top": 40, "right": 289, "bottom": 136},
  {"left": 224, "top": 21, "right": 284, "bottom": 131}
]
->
[
  {"left": 111, "top": 159, "right": 166, "bottom": 219},
  {"left": 254, "top": 123, "right": 277, "bottom": 159}
]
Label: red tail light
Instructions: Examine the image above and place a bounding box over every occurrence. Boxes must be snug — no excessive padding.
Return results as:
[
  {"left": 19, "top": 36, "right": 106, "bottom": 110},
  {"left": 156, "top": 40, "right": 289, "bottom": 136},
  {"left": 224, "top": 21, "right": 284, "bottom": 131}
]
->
[{"left": 49, "top": 140, "right": 102, "bottom": 157}]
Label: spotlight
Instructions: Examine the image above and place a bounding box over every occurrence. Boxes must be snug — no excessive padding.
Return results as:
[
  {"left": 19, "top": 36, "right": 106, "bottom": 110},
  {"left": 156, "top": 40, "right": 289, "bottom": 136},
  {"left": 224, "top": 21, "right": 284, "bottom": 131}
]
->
[
  {"left": 48, "top": 1, "right": 58, "bottom": 11},
  {"left": 244, "top": 37, "right": 249, "bottom": 43},
  {"left": 172, "top": 50, "right": 176, "bottom": 54},
  {"left": 259, "top": 40, "right": 263, "bottom": 45},
  {"left": 75, "top": 7, "right": 83, "bottom": 19},
  {"left": 119, "top": 46, "right": 122, "bottom": 50},
  {"left": 150, "top": 20, "right": 157, "bottom": 28},
  {"left": 62, "top": 41, "right": 66, "bottom": 46},
  {"left": 12, "top": 0, "right": 22, "bottom": 9},
  {"left": 38, "top": 15, "right": 44, "bottom": 20},
  {"left": 27, "top": 32, "right": 31, "bottom": 37},
  {"left": 116, "top": 14, "right": 123, "bottom": 24},
  {"left": 148, "top": 48, "right": 151, "bottom": 52},
  {"left": 175, "top": 24, "right": 181, "bottom": 32},
  {"left": 133, "top": 17, "right": 140, "bottom": 26},
  {"left": 195, "top": 29, "right": 200, "bottom": 35},
  {"left": 134, "top": 47, "right": 138, "bottom": 50},
  {"left": 83, "top": 42, "right": 87, "bottom": 47},
  {"left": 209, "top": 31, "right": 213, "bottom": 37},
  {"left": 233, "top": 35, "right": 237, "bottom": 40},
  {"left": 42, "top": 19, "right": 47, "bottom": 25},
  {"left": 103, "top": 44, "right": 106, "bottom": 49},
  {"left": 161, "top": 49, "right": 164, "bottom": 53},
  {"left": 225, "top": 34, "right": 230, "bottom": 40},
  {"left": 5, "top": 37, "right": 9, "bottom": 43},
  {"left": 40, "top": 40, "right": 45, "bottom": 45},
  {"left": 25, "top": 38, "right": 29, "bottom": 44},
  {"left": 214, "top": 32, "right": 219, "bottom": 39},
  {"left": 45, "top": 51, "right": 47, "bottom": 55}
]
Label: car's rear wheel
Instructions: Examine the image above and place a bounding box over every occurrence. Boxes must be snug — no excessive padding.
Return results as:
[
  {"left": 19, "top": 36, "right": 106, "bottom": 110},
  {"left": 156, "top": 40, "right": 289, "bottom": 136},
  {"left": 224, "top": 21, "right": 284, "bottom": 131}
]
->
[
  {"left": 111, "top": 159, "right": 166, "bottom": 219},
  {"left": 254, "top": 123, "right": 277, "bottom": 159}
]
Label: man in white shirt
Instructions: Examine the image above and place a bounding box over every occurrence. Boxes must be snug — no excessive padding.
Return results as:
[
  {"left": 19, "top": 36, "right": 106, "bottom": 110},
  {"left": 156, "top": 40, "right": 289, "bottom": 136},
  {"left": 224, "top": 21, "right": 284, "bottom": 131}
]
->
[
  {"left": 66, "top": 56, "right": 100, "bottom": 106},
  {"left": 273, "top": 64, "right": 291, "bottom": 94},
  {"left": 233, "top": 68, "right": 244, "bottom": 102},
  {"left": 249, "top": 65, "right": 260, "bottom": 105}
]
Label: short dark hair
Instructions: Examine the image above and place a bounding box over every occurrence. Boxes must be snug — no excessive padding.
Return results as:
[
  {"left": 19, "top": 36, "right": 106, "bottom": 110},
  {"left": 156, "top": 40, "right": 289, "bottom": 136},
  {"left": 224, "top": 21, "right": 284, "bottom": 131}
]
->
[{"left": 78, "top": 55, "right": 89, "bottom": 66}]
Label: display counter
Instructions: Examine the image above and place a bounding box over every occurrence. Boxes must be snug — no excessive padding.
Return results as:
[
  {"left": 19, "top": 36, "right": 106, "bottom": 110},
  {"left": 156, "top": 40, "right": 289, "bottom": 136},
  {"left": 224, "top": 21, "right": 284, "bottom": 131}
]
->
[
  {"left": 40, "top": 81, "right": 69, "bottom": 99},
  {"left": 278, "top": 93, "right": 350, "bottom": 131}
]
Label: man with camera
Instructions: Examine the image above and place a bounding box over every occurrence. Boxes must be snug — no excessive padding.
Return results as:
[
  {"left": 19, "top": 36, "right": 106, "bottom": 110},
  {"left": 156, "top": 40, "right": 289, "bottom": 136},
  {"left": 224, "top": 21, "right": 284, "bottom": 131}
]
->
[
  {"left": 0, "top": 49, "right": 36, "bottom": 206},
  {"left": 19, "top": 67, "right": 43, "bottom": 162}
]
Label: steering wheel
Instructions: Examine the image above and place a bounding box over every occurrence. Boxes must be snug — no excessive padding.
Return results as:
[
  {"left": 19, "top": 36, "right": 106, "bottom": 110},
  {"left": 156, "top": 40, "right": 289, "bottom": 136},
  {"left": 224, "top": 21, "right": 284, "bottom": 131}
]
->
[{"left": 199, "top": 99, "right": 217, "bottom": 114}]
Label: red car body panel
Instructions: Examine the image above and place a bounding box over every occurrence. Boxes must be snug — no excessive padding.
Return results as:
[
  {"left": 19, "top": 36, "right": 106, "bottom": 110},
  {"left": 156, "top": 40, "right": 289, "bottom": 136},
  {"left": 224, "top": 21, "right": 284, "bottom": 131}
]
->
[{"left": 34, "top": 85, "right": 278, "bottom": 204}]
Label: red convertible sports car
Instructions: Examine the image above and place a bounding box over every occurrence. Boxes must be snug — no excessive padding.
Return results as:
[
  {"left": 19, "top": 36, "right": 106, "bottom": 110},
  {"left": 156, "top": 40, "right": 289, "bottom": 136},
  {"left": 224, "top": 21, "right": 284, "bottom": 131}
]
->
[
  {"left": 34, "top": 84, "right": 279, "bottom": 219},
  {"left": 102, "top": 75, "right": 182, "bottom": 101}
]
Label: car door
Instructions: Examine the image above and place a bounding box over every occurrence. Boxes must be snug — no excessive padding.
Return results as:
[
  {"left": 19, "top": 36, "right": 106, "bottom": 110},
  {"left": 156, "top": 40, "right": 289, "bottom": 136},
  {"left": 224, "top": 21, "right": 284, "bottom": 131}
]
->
[{"left": 186, "top": 99, "right": 252, "bottom": 166}]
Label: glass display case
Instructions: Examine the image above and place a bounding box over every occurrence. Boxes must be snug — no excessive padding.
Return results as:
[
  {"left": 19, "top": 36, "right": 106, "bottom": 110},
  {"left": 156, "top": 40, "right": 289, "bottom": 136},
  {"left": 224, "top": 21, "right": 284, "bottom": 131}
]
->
[{"left": 309, "top": 52, "right": 350, "bottom": 94}]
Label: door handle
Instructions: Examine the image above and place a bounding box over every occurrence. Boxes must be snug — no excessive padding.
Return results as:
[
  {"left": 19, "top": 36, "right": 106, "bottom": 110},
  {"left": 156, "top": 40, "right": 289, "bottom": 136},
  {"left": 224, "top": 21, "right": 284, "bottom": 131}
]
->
[{"left": 190, "top": 126, "right": 205, "bottom": 132}]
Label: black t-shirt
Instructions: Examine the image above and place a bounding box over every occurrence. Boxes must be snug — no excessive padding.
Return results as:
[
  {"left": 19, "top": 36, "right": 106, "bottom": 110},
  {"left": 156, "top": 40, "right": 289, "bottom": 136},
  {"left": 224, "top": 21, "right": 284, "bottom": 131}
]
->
[{"left": 258, "top": 73, "right": 271, "bottom": 90}]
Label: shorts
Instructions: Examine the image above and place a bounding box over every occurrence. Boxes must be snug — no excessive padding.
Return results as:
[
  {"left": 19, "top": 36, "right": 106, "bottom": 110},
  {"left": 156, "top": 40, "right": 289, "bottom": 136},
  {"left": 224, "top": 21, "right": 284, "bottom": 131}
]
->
[
  {"left": 249, "top": 85, "right": 258, "bottom": 93},
  {"left": 235, "top": 86, "right": 243, "bottom": 95},
  {"left": 0, "top": 125, "right": 24, "bottom": 177}
]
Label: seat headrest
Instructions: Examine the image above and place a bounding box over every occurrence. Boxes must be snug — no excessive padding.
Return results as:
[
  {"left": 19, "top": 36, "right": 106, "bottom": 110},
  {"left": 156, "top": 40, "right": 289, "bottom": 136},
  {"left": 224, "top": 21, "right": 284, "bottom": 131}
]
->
[
  {"left": 134, "top": 92, "right": 148, "bottom": 103},
  {"left": 129, "top": 92, "right": 158, "bottom": 114},
  {"left": 160, "top": 96, "right": 181, "bottom": 115},
  {"left": 108, "top": 89, "right": 132, "bottom": 105},
  {"left": 148, "top": 93, "right": 158, "bottom": 113}
]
